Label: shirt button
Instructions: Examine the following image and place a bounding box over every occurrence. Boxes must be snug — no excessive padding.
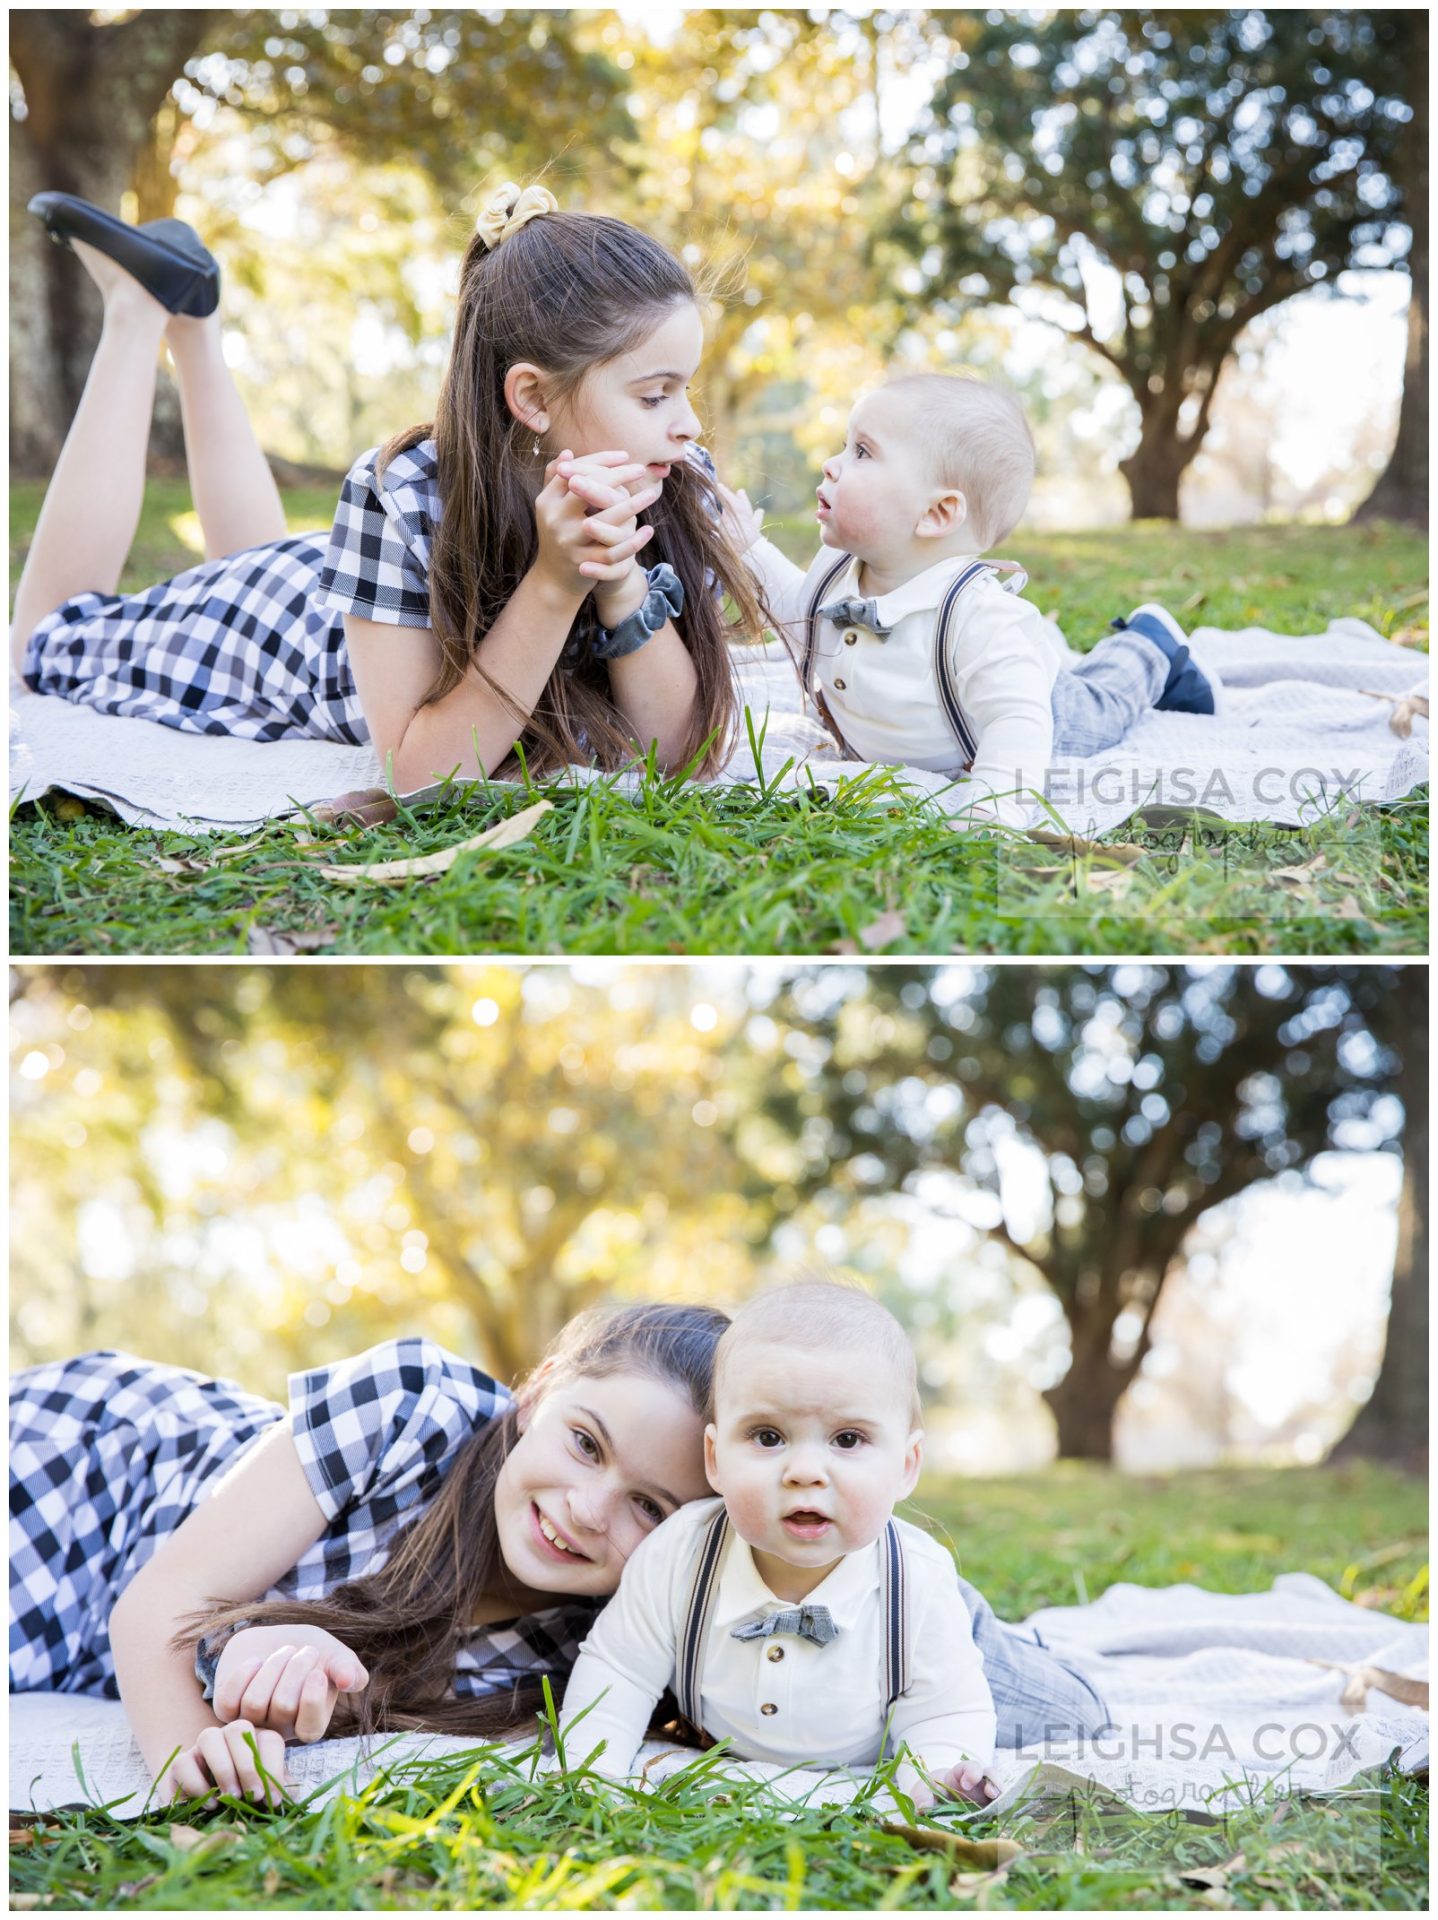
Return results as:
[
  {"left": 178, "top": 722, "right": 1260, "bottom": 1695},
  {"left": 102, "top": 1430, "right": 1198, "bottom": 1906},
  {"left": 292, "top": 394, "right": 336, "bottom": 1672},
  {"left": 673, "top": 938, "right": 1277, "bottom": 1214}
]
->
[
  {"left": 767, "top": 1645, "right": 785, "bottom": 1663},
  {"left": 833, "top": 678, "right": 846, "bottom": 691},
  {"left": 844, "top": 629, "right": 859, "bottom": 646},
  {"left": 760, "top": 1702, "right": 778, "bottom": 1715}
]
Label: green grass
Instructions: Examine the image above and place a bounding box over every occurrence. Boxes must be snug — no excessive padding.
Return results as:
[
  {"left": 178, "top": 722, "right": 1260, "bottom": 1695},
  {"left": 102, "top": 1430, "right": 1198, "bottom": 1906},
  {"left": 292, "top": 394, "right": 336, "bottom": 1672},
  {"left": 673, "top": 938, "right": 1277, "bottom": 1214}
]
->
[
  {"left": 10, "top": 488, "right": 1429, "bottom": 956},
  {"left": 12, "top": 1464, "right": 1427, "bottom": 1910}
]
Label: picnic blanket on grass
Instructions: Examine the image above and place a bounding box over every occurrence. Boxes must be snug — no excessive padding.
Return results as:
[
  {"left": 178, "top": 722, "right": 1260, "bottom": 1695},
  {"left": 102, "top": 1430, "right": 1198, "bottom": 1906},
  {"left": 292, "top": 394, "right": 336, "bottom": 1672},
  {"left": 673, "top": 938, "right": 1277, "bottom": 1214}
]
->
[
  {"left": 9, "top": 621, "right": 1427, "bottom": 837},
  {"left": 10, "top": 1574, "right": 1425, "bottom": 1821}
]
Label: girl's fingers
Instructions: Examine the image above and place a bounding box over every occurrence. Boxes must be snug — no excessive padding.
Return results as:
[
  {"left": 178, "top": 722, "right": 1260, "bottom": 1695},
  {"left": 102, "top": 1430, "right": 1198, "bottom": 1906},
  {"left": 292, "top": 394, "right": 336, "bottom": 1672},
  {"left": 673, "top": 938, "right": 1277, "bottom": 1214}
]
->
[
  {"left": 220, "top": 1721, "right": 288, "bottom": 1805},
  {"left": 269, "top": 1645, "right": 321, "bottom": 1726},
  {"left": 165, "top": 1753, "right": 211, "bottom": 1805},
  {"left": 564, "top": 462, "right": 649, "bottom": 497},
  {"left": 326, "top": 1653, "right": 370, "bottom": 1693},
  {"left": 294, "top": 1665, "right": 335, "bottom": 1745},
  {"left": 557, "top": 448, "right": 632, "bottom": 470},
  {"left": 578, "top": 527, "right": 655, "bottom": 575},
  {"left": 214, "top": 1653, "right": 264, "bottom": 1721},
  {"left": 240, "top": 1644, "right": 296, "bottom": 1726},
  {"left": 195, "top": 1726, "right": 242, "bottom": 1800}
]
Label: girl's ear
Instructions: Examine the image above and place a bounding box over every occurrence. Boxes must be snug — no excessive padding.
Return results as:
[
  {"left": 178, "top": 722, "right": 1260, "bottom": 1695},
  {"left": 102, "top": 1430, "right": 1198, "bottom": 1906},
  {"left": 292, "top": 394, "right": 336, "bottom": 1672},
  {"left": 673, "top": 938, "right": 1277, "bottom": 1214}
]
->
[
  {"left": 915, "top": 489, "right": 967, "bottom": 541},
  {"left": 504, "top": 362, "right": 550, "bottom": 435}
]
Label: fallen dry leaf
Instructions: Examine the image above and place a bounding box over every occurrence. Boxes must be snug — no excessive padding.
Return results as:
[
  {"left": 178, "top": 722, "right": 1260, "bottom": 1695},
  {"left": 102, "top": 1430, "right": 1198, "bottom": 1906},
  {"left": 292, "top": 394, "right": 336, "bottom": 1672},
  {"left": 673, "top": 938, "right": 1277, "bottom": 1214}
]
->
[
  {"left": 1389, "top": 625, "right": 1428, "bottom": 649},
  {"left": 1028, "top": 829, "right": 1147, "bottom": 865},
  {"left": 247, "top": 925, "right": 340, "bottom": 956},
  {"left": 1357, "top": 687, "right": 1430, "bottom": 737},
  {"left": 167, "top": 1824, "right": 206, "bottom": 1852},
  {"left": 318, "top": 800, "right": 553, "bottom": 885},
  {"left": 1308, "top": 1659, "right": 1429, "bottom": 1712},
  {"left": 879, "top": 1822, "right": 1022, "bottom": 1871},
  {"left": 859, "top": 909, "right": 908, "bottom": 951},
  {"left": 1272, "top": 852, "right": 1327, "bottom": 887},
  {"left": 1085, "top": 868, "right": 1134, "bottom": 901}
]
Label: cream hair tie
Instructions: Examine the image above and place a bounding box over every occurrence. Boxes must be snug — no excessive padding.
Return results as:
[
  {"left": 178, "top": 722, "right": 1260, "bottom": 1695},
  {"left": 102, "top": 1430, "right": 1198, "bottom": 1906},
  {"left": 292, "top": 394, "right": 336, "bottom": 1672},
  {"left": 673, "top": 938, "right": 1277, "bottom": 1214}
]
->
[{"left": 475, "top": 182, "right": 559, "bottom": 251}]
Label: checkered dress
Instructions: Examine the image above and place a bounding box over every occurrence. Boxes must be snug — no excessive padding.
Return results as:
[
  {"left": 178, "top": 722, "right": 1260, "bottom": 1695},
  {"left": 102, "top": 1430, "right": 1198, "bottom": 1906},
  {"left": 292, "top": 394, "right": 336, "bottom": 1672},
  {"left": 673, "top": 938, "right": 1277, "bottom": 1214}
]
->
[
  {"left": 8, "top": 1339, "right": 596, "bottom": 1703},
  {"left": 19, "top": 441, "right": 443, "bottom": 742}
]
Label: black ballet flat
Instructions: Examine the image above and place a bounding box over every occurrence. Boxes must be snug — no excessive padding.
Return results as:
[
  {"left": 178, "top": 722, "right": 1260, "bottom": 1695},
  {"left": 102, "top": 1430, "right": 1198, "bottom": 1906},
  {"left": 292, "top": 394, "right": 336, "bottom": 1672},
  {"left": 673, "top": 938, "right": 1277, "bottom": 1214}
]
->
[{"left": 28, "top": 192, "right": 220, "bottom": 318}]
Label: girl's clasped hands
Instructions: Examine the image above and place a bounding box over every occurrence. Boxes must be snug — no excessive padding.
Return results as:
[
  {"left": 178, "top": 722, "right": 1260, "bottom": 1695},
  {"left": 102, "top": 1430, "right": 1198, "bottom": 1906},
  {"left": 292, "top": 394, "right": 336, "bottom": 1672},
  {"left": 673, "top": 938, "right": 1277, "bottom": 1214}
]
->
[{"left": 536, "top": 448, "right": 660, "bottom": 618}]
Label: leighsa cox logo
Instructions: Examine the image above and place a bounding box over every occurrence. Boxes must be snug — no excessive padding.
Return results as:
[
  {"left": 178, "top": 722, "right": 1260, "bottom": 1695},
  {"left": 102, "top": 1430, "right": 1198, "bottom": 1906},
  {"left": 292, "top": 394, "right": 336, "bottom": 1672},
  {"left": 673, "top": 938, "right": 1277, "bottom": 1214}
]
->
[
  {"left": 1041, "top": 765, "right": 1376, "bottom": 810},
  {"left": 1043, "top": 1719, "right": 1365, "bottom": 1764}
]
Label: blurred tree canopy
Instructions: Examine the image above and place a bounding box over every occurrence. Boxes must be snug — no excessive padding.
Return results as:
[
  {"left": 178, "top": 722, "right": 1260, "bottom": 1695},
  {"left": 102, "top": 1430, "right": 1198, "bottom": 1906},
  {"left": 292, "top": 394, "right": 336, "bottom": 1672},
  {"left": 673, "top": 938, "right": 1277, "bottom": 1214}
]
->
[
  {"left": 898, "top": 9, "right": 1414, "bottom": 519},
  {"left": 9, "top": 8, "right": 1422, "bottom": 526},
  {"left": 9, "top": 8, "right": 633, "bottom": 468},
  {"left": 739, "top": 964, "right": 1415, "bottom": 1458},
  {"left": 11, "top": 964, "right": 1419, "bottom": 1467}
]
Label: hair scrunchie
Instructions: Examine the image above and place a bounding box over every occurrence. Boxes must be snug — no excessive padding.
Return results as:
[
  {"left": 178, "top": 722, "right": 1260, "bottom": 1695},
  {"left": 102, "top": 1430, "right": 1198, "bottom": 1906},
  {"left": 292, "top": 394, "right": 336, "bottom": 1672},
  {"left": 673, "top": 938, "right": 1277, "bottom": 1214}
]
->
[{"left": 475, "top": 181, "right": 559, "bottom": 251}]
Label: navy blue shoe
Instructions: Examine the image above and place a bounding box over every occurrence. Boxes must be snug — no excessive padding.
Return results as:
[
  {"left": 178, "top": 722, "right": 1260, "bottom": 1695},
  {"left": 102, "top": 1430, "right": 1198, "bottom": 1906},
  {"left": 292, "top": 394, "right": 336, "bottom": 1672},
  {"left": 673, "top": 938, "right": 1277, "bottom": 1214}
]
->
[
  {"left": 28, "top": 192, "right": 220, "bottom": 318},
  {"left": 1111, "top": 602, "right": 1224, "bottom": 715}
]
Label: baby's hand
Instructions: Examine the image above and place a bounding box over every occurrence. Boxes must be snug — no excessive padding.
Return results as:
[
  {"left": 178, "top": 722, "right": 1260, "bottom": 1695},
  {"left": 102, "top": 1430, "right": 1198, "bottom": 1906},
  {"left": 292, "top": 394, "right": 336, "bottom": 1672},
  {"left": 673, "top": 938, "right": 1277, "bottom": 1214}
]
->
[
  {"left": 715, "top": 481, "right": 764, "bottom": 552},
  {"left": 213, "top": 1626, "right": 368, "bottom": 1744},
  {"left": 928, "top": 1760, "right": 1001, "bottom": 1806}
]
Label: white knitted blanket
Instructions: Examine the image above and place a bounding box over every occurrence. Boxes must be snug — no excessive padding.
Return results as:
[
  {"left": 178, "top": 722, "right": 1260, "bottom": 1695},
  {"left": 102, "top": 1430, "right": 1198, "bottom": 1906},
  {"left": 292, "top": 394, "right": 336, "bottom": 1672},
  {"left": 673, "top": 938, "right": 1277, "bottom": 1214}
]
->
[
  {"left": 10, "top": 621, "right": 1426, "bottom": 836},
  {"left": 10, "top": 1574, "right": 1425, "bottom": 1820}
]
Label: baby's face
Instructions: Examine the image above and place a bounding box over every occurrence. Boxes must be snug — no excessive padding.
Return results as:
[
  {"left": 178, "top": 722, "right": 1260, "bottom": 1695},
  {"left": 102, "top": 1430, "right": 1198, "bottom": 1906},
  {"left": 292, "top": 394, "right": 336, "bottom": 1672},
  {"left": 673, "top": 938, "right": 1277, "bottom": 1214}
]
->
[
  {"left": 816, "top": 388, "right": 955, "bottom": 564},
  {"left": 704, "top": 1341, "right": 922, "bottom": 1594}
]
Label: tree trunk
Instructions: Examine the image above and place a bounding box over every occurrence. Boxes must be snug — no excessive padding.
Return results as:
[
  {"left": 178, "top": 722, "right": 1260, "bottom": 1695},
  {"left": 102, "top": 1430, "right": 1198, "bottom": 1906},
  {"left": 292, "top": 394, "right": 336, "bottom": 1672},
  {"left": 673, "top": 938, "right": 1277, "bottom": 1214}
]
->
[
  {"left": 1330, "top": 975, "right": 1428, "bottom": 1470},
  {"left": 1043, "top": 1364, "right": 1128, "bottom": 1461},
  {"left": 8, "top": 11, "right": 212, "bottom": 473},
  {"left": 1118, "top": 420, "right": 1192, "bottom": 520},
  {"left": 1354, "top": 14, "right": 1428, "bottom": 529}
]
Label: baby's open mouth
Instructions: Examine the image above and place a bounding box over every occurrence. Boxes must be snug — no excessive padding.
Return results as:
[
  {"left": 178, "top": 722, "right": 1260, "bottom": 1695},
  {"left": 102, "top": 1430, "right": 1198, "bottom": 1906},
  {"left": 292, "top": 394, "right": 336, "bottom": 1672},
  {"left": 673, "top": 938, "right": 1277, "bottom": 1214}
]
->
[{"left": 782, "top": 1508, "right": 832, "bottom": 1536}]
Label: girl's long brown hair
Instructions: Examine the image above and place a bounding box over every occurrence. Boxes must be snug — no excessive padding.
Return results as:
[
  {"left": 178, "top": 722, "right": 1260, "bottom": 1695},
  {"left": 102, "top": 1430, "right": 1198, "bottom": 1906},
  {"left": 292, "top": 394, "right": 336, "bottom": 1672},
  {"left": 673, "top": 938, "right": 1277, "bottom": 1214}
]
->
[
  {"left": 379, "top": 205, "right": 769, "bottom": 778},
  {"left": 175, "top": 1302, "right": 729, "bottom": 1740}
]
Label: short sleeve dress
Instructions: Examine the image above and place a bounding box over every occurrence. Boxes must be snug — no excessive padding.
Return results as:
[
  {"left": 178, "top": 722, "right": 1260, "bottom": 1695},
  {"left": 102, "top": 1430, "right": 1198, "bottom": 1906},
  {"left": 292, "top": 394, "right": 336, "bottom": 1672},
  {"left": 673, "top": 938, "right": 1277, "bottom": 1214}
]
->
[
  {"left": 18, "top": 442, "right": 443, "bottom": 745},
  {"left": 8, "top": 1338, "right": 598, "bottom": 1702}
]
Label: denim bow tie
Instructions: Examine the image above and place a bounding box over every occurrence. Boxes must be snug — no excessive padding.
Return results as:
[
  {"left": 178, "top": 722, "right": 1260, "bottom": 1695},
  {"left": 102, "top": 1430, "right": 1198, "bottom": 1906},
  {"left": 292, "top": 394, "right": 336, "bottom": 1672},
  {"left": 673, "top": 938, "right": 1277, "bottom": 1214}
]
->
[
  {"left": 818, "top": 595, "right": 892, "bottom": 637},
  {"left": 731, "top": 1604, "right": 840, "bottom": 1647}
]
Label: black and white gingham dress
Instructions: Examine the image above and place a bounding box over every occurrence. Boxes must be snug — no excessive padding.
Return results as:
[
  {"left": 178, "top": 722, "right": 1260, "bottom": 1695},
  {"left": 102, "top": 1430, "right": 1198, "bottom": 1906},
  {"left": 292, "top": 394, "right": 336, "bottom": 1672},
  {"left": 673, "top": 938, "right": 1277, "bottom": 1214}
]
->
[
  {"left": 8, "top": 1338, "right": 596, "bottom": 1702},
  {"left": 19, "top": 442, "right": 443, "bottom": 742}
]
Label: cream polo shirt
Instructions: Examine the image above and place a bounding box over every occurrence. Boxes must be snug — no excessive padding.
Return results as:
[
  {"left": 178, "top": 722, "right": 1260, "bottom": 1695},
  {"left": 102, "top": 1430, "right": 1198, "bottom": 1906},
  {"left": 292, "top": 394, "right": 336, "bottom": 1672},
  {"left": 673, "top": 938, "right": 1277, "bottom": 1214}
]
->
[
  {"left": 748, "top": 536, "right": 1068, "bottom": 829},
  {"left": 559, "top": 1496, "right": 995, "bottom": 1784}
]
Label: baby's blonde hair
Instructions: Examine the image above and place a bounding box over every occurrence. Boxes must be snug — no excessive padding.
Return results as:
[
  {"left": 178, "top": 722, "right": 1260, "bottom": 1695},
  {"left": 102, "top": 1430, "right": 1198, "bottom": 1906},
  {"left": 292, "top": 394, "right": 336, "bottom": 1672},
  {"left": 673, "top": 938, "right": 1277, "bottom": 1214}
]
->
[
  {"left": 714, "top": 1277, "right": 922, "bottom": 1427},
  {"left": 884, "top": 373, "right": 1035, "bottom": 551}
]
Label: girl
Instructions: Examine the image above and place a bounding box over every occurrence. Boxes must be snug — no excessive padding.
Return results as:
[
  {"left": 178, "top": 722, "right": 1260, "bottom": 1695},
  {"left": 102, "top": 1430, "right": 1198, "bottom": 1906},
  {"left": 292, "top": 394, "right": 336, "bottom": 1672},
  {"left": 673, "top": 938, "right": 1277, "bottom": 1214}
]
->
[
  {"left": 9, "top": 1304, "right": 725, "bottom": 1805},
  {"left": 13, "top": 183, "right": 767, "bottom": 789}
]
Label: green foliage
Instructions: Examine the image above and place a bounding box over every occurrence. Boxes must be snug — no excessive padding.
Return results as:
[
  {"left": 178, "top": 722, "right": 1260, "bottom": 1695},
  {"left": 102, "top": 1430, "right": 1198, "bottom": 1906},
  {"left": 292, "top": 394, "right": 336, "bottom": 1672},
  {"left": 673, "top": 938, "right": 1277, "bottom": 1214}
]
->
[
  {"left": 178, "top": 10, "right": 635, "bottom": 198},
  {"left": 899, "top": 10, "right": 1416, "bottom": 506},
  {"left": 10, "top": 1466, "right": 1427, "bottom": 1910}
]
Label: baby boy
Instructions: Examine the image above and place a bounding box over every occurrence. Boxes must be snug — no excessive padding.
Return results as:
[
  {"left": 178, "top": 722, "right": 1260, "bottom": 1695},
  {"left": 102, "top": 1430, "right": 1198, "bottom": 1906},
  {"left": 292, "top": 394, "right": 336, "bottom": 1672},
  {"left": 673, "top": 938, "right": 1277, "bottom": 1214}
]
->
[
  {"left": 558, "top": 1280, "right": 996, "bottom": 1807},
  {"left": 721, "top": 374, "right": 1220, "bottom": 829}
]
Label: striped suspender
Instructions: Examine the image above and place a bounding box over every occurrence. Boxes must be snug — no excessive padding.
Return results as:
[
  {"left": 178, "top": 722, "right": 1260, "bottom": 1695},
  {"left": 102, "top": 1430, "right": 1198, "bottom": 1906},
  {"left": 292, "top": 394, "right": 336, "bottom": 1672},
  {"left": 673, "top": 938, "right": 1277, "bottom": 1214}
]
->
[
  {"left": 880, "top": 1520, "right": 909, "bottom": 1729},
  {"left": 800, "top": 553, "right": 853, "bottom": 699},
  {"left": 674, "top": 1509, "right": 911, "bottom": 1739},
  {"left": 932, "top": 562, "right": 992, "bottom": 770},
  {"left": 676, "top": 1507, "right": 730, "bottom": 1727}
]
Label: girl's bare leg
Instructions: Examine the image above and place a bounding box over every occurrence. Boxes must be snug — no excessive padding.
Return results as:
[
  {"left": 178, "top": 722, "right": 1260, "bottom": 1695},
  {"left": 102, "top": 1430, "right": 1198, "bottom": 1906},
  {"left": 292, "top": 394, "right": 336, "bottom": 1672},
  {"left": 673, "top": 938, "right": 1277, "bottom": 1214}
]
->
[
  {"left": 164, "top": 312, "right": 286, "bottom": 560},
  {"left": 10, "top": 242, "right": 167, "bottom": 672}
]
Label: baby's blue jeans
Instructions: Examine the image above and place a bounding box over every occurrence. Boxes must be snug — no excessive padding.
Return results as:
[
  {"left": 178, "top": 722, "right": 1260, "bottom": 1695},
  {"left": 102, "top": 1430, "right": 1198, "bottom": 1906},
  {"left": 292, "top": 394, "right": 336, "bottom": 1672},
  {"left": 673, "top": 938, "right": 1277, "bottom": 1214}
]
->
[
  {"left": 1049, "top": 629, "right": 1170, "bottom": 757},
  {"left": 957, "top": 1573, "right": 1112, "bottom": 1748}
]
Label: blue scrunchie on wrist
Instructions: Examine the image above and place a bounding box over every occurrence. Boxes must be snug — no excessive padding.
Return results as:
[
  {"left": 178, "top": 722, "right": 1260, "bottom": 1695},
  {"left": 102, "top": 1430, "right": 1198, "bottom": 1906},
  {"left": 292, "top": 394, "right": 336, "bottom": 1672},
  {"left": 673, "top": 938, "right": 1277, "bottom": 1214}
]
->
[{"left": 590, "top": 563, "right": 685, "bottom": 661}]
